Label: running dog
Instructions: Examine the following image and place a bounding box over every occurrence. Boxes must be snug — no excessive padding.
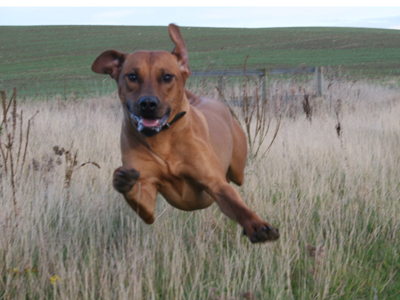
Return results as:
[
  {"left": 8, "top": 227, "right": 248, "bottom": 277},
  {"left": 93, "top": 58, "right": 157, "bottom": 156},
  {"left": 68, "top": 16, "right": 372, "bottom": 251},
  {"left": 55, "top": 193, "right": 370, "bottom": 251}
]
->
[{"left": 91, "top": 24, "right": 279, "bottom": 243}]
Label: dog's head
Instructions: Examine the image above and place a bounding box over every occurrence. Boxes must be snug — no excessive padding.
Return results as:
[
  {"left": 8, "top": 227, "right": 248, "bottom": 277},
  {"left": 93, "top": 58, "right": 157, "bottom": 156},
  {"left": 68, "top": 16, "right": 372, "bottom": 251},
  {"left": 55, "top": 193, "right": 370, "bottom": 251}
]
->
[{"left": 92, "top": 24, "right": 191, "bottom": 137}]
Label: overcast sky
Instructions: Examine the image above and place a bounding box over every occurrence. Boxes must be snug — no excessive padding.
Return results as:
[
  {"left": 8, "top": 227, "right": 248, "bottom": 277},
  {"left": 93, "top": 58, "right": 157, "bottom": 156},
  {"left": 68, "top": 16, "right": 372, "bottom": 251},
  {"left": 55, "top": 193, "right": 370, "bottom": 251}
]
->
[{"left": 1, "top": 4, "right": 400, "bottom": 29}]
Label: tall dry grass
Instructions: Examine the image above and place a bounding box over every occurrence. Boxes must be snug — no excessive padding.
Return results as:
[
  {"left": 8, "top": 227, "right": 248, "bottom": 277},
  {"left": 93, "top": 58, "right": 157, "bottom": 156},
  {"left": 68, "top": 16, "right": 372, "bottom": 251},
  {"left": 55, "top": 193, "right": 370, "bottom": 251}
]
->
[{"left": 1, "top": 77, "right": 400, "bottom": 299}]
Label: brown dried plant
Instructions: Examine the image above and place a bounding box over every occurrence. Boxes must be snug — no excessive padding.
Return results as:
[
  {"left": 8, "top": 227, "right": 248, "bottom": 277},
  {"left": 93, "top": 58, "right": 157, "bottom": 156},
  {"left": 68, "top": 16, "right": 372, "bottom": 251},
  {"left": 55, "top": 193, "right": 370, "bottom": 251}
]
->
[
  {"left": 53, "top": 144, "right": 100, "bottom": 201},
  {"left": 0, "top": 88, "right": 38, "bottom": 217},
  {"left": 335, "top": 99, "right": 342, "bottom": 139},
  {"left": 302, "top": 90, "right": 313, "bottom": 123},
  {"left": 217, "top": 55, "right": 281, "bottom": 158}
]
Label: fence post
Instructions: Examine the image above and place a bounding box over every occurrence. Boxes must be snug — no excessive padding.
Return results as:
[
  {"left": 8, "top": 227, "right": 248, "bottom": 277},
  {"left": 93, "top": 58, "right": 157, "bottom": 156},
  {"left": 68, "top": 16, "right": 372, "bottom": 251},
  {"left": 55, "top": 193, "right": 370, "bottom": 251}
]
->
[
  {"left": 315, "top": 66, "right": 323, "bottom": 98},
  {"left": 261, "top": 68, "right": 269, "bottom": 101},
  {"left": 218, "top": 76, "right": 224, "bottom": 98}
]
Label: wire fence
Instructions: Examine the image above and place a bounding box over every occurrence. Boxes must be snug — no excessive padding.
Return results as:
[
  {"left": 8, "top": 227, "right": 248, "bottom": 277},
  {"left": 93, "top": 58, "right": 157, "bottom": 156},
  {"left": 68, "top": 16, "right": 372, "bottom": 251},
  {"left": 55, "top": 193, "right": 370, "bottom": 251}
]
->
[{"left": 0, "top": 67, "right": 323, "bottom": 100}]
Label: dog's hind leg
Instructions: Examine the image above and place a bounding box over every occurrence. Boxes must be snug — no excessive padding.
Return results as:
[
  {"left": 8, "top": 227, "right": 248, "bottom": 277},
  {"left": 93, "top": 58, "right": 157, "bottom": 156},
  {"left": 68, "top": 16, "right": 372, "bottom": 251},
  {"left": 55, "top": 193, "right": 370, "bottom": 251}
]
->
[
  {"left": 204, "top": 179, "right": 280, "bottom": 243},
  {"left": 226, "top": 118, "right": 247, "bottom": 186}
]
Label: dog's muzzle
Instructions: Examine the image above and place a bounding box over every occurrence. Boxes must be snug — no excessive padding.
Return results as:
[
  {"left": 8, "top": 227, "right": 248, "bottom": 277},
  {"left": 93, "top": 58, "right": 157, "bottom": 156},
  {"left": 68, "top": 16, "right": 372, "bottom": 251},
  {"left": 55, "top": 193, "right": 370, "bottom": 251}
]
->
[
  {"left": 126, "top": 96, "right": 186, "bottom": 137},
  {"left": 125, "top": 96, "right": 170, "bottom": 137},
  {"left": 130, "top": 112, "right": 171, "bottom": 137}
]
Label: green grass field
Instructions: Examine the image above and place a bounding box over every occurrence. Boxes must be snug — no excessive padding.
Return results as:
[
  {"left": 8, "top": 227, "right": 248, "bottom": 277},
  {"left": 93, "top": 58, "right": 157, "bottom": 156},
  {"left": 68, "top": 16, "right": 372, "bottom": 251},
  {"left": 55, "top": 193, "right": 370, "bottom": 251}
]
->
[{"left": 1, "top": 25, "right": 400, "bottom": 97}]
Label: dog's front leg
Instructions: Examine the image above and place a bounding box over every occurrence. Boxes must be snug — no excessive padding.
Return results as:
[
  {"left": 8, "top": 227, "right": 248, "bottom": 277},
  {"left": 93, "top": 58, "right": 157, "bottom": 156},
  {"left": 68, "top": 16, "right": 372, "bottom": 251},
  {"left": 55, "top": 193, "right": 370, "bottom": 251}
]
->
[
  {"left": 113, "top": 167, "right": 157, "bottom": 224},
  {"left": 205, "top": 180, "right": 280, "bottom": 243}
]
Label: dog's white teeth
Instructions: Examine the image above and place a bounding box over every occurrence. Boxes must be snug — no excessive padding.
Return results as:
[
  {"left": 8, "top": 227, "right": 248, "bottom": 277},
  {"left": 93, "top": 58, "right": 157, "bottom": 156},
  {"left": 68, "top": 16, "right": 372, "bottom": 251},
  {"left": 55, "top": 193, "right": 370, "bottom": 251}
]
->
[
  {"left": 130, "top": 113, "right": 168, "bottom": 134},
  {"left": 131, "top": 113, "right": 141, "bottom": 123}
]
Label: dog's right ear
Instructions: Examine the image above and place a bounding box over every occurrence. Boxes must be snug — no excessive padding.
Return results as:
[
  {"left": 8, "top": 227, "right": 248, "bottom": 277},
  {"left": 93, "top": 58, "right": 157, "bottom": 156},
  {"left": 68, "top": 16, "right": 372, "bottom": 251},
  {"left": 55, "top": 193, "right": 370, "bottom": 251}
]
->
[
  {"left": 168, "top": 23, "right": 191, "bottom": 78},
  {"left": 91, "top": 50, "right": 128, "bottom": 80}
]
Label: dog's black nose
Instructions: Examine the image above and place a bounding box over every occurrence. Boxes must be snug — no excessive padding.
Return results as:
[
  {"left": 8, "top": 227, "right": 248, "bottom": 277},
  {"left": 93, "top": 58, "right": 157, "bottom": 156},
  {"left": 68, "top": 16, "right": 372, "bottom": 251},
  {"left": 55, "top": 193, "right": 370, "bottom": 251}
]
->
[{"left": 139, "top": 96, "right": 159, "bottom": 113}]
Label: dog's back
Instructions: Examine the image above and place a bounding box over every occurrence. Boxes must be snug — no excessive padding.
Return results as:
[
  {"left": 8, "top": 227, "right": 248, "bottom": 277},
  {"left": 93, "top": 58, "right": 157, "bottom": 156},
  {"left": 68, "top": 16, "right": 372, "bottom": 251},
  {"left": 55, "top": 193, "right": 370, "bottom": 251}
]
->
[{"left": 185, "top": 90, "right": 247, "bottom": 186}]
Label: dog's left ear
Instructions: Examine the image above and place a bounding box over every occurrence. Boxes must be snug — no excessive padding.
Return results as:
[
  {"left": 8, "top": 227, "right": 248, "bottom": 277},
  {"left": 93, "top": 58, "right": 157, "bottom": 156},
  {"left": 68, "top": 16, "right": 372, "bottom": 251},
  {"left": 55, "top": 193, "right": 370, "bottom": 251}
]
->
[
  {"left": 168, "top": 23, "right": 191, "bottom": 78},
  {"left": 91, "top": 50, "right": 128, "bottom": 81}
]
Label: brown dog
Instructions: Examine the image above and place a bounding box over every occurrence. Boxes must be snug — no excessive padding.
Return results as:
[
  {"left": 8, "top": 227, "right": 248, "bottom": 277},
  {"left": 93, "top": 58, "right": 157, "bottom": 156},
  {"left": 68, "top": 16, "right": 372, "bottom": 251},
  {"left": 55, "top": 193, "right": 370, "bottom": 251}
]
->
[{"left": 91, "top": 24, "right": 279, "bottom": 243}]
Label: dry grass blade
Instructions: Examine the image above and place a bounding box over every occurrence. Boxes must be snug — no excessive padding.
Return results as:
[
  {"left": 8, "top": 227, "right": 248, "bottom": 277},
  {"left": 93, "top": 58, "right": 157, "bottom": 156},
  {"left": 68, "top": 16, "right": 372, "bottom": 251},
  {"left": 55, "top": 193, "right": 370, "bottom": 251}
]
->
[
  {"left": 75, "top": 161, "right": 101, "bottom": 171},
  {"left": 0, "top": 88, "right": 35, "bottom": 217},
  {"left": 7, "top": 133, "right": 17, "bottom": 217},
  {"left": 21, "top": 111, "right": 38, "bottom": 172},
  {"left": 16, "top": 110, "right": 23, "bottom": 166},
  {"left": 242, "top": 55, "right": 255, "bottom": 152},
  {"left": 12, "top": 89, "right": 17, "bottom": 143},
  {"left": 1, "top": 91, "right": 10, "bottom": 173},
  {"left": 216, "top": 86, "right": 242, "bottom": 127},
  {"left": 1, "top": 90, "right": 6, "bottom": 126},
  {"left": 260, "top": 115, "right": 281, "bottom": 157},
  {"left": 1, "top": 88, "right": 15, "bottom": 127}
]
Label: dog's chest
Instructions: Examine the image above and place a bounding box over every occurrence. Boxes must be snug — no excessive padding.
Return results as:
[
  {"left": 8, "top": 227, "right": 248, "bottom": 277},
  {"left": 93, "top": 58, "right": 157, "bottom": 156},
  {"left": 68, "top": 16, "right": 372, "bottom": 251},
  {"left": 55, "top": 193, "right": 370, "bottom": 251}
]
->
[{"left": 158, "top": 176, "right": 213, "bottom": 211}]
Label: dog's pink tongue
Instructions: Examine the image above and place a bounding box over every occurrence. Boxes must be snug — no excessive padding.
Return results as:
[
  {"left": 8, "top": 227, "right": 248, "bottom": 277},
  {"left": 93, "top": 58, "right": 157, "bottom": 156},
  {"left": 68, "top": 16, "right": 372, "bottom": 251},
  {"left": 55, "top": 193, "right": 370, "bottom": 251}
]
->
[{"left": 142, "top": 118, "right": 159, "bottom": 127}]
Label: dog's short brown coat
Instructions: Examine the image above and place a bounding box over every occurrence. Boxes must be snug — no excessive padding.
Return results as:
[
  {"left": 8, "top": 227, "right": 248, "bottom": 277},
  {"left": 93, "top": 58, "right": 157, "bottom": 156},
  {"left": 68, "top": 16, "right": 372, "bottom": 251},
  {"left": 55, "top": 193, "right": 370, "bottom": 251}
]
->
[{"left": 92, "top": 24, "right": 279, "bottom": 243}]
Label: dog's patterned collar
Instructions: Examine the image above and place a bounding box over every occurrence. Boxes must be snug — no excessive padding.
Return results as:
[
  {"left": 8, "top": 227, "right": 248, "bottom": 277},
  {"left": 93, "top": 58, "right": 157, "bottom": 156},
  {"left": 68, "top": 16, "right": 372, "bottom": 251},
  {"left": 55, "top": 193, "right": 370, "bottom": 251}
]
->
[{"left": 160, "top": 111, "right": 186, "bottom": 131}]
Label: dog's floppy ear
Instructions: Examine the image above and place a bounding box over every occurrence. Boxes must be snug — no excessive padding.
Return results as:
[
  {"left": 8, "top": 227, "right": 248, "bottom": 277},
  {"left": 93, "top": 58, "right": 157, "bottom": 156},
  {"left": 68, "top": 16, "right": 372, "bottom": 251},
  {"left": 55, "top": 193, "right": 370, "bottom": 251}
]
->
[
  {"left": 91, "top": 50, "right": 128, "bottom": 80},
  {"left": 168, "top": 23, "right": 191, "bottom": 77}
]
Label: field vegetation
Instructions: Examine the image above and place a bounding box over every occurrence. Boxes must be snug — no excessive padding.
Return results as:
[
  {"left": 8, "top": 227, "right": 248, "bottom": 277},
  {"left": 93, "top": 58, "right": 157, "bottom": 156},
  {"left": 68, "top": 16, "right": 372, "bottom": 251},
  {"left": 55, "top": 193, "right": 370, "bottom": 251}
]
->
[
  {"left": 1, "top": 72, "right": 400, "bottom": 299},
  {"left": 1, "top": 25, "right": 400, "bottom": 97}
]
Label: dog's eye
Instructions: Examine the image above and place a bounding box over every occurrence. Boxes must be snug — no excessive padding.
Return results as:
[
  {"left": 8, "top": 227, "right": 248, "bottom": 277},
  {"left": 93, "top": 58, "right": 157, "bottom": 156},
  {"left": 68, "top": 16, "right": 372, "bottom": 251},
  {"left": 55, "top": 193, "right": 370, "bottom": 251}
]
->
[
  {"left": 163, "top": 74, "right": 174, "bottom": 83},
  {"left": 127, "top": 73, "right": 138, "bottom": 82}
]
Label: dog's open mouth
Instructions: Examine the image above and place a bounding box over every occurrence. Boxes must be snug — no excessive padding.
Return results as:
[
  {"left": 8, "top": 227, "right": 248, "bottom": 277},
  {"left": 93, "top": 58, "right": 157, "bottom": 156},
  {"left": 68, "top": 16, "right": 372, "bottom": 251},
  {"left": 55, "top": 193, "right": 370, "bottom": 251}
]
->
[{"left": 130, "top": 112, "right": 170, "bottom": 136}]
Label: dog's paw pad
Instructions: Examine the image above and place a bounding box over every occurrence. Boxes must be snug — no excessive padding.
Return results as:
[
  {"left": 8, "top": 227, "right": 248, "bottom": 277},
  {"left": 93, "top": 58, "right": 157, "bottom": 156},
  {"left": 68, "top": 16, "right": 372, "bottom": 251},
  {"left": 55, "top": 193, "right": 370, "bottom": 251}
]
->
[
  {"left": 248, "top": 224, "right": 280, "bottom": 243},
  {"left": 113, "top": 167, "right": 140, "bottom": 193}
]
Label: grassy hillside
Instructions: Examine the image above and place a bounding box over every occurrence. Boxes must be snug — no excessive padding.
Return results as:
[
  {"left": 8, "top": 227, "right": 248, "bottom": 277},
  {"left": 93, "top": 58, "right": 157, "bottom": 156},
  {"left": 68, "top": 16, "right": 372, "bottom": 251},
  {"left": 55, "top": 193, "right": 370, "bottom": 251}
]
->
[{"left": 1, "top": 25, "right": 400, "bottom": 97}]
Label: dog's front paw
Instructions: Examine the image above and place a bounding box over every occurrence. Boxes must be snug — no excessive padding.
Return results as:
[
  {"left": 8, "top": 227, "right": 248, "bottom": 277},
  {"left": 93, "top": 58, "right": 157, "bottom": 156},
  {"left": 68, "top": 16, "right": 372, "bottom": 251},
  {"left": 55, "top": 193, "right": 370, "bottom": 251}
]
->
[
  {"left": 113, "top": 167, "right": 140, "bottom": 193},
  {"left": 243, "top": 221, "right": 280, "bottom": 243}
]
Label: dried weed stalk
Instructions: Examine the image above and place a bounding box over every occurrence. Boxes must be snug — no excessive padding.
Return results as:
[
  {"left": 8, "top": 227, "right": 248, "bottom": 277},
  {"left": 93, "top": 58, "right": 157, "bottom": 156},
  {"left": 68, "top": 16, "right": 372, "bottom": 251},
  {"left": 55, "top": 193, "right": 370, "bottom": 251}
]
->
[
  {"left": 0, "top": 88, "right": 38, "bottom": 217},
  {"left": 335, "top": 99, "right": 343, "bottom": 140},
  {"left": 334, "top": 98, "right": 350, "bottom": 171},
  {"left": 217, "top": 55, "right": 281, "bottom": 158},
  {"left": 53, "top": 144, "right": 100, "bottom": 201},
  {"left": 302, "top": 90, "right": 313, "bottom": 123}
]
